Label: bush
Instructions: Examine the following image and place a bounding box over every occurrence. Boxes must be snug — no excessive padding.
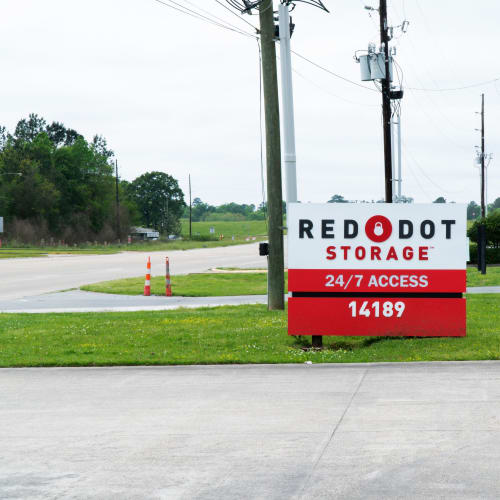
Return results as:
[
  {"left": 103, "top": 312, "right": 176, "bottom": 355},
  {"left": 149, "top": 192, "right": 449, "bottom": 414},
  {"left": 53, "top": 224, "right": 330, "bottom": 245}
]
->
[
  {"left": 189, "top": 234, "right": 219, "bottom": 242},
  {"left": 468, "top": 209, "right": 500, "bottom": 248},
  {"left": 469, "top": 243, "right": 500, "bottom": 265}
]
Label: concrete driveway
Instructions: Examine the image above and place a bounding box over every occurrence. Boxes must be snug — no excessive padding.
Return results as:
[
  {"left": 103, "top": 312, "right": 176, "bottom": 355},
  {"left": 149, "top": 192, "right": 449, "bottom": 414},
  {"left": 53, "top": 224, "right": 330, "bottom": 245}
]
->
[{"left": 1, "top": 362, "right": 500, "bottom": 499}]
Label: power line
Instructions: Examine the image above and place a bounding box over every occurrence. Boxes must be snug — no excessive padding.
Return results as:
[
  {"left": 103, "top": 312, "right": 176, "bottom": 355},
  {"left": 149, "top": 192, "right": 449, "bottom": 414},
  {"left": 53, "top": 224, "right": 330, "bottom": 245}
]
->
[
  {"left": 256, "top": 39, "right": 267, "bottom": 228},
  {"left": 404, "top": 87, "right": 470, "bottom": 152},
  {"left": 404, "top": 155, "right": 433, "bottom": 201},
  {"left": 403, "top": 141, "right": 464, "bottom": 195},
  {"left": 183, "top": 0, "right": 256, "bottom": 33},
  {"left": 152, "top": 0, "right": 257, "bottom": 39},
  {"left": 213, "top": 0, "right": 259, "bottom": 32},
  {"left": 290, "top": 49, "right": 379, "bottom": 92},
  {"left": 154, "top": 1, "right": 381, "bottom": 97},
  {"left": 408, "top": 77, "right": 500, "bottom": 92},
  {"left": 291, "top": 66, "right": 379, "bottom": 107}
]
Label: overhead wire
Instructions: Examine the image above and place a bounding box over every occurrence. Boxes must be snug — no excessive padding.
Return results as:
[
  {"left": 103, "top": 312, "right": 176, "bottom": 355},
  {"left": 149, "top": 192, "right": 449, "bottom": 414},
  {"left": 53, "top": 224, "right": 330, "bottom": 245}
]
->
[
  {"left": 291, "top": 66, "right": 379, "bottom": 107},
  {"left": 404, "top": 154, "right": 433, "bottom": 201},
  {"left": 396, "top": 0, "right": 466, "bottom": 90},
  {"left": 154, "top": 0, "right": 388, "bottom": 97},
  {"left": 182, "top": 0, "right": 257, "bottom": 32},
  {"left": 290, "top": 50, "right": 379, "bottom": 92},
  {"left": 152, "top": 0, "right": 257, "bottom": 39},
  {"left": 155, "top": 0, "right": 459, "bottom": 203},
  {"left": 407, "top": 78, "right": 500, "bottom": 92},
  {"left": 213, "top": 0, "right": 260, "bottom": 32},
  {"left": 256, "top": 38, "right": 267, "bottom": 226},
  {"left": 402, "top": 141, "right": 465, "bottom": 195},
  {"left": 388, "top": 1, "right": 477, "bottom": 149}
]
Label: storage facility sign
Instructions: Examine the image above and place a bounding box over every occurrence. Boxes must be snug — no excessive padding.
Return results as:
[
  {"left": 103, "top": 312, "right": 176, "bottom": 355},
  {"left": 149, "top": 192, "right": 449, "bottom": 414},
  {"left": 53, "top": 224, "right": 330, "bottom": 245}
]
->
[{"left": 287, "top": 203, "right": 467, "bottom": 337}]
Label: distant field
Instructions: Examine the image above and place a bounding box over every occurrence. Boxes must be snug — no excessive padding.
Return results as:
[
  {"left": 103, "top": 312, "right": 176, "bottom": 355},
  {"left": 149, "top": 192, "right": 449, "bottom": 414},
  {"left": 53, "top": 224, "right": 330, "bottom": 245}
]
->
[{"left": 181, "top": 220, "right": 267, "bottom": 238}]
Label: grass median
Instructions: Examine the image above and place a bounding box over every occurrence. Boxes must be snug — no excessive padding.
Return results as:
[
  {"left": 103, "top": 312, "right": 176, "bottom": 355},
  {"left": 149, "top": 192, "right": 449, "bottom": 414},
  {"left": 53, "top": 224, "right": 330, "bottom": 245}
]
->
[
  {"left": 0, "top": 294, "right": 498, "bottom": 367},
  {"left": 81, "top": 272, "right": 281, "bottom": 297},
  {"left": 81, "top": 268, "right": 498, "bottom": 297}
]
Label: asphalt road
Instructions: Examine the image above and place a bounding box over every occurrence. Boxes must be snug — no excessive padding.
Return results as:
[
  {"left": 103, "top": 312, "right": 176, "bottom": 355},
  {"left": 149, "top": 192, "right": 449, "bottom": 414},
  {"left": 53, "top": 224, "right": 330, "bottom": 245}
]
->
[
  {"left": 0, "top": 243, "right": 265, "bottom": 300},
  {"left": 1, "top": 362, "right": 500, "bottom": 499}
]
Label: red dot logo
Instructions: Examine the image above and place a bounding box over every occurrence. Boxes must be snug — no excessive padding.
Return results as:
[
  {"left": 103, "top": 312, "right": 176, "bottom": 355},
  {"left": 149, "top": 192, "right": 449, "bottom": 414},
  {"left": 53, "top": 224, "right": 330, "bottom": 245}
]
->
[{"left": 365, "top": 215, "right": 392, "bottom": 243}]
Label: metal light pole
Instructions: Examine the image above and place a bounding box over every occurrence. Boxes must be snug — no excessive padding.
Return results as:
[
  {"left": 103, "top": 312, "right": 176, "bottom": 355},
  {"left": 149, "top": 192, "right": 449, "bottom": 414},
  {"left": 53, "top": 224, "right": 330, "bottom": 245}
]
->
[
  {"left": 278, "top": 2, "right": 297, "bottom": 206},
  {"left": 397, "top": 116, "right": 402, "bottom": 198}
]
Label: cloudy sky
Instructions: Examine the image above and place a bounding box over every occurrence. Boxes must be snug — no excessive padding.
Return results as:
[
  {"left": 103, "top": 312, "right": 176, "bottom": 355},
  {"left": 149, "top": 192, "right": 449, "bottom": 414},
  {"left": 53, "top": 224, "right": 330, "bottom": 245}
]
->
[{"left": 1, "top": 0, "right": 499, "bottom": 207}]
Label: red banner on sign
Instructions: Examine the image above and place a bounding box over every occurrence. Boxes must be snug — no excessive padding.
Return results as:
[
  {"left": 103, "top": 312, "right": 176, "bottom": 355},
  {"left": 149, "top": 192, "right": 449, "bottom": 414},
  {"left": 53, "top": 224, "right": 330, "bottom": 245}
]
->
[
  {"left": 288, "top": 269, "right": 465, "bottom": 293},
  {"left": 288, "top": 297, "right": 466, "bottom": 337}
]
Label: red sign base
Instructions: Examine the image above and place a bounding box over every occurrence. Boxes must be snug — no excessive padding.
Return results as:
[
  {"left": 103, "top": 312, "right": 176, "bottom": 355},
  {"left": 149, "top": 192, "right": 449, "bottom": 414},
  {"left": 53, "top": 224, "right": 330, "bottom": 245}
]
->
[{"left": 288, "top": 297, "right": 466, "bottom": 337}]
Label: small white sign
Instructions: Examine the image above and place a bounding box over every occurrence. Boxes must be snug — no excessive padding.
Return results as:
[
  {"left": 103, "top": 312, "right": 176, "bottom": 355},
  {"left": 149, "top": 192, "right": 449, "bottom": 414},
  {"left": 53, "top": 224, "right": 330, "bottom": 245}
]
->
[
  {"left": 0, "top": 216, "right": 3, "bottom": 233},
  {"left": 209, "top": 227, "right": 215, "bottom": 234},
  {"left": 288, "top": 203, "right": 467, "bottom": 270}
]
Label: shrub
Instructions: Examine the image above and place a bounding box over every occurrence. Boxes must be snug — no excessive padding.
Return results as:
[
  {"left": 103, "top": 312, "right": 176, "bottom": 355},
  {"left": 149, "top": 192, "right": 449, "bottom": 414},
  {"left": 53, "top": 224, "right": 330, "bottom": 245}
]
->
[{"left": 469, "top": 243, "right": 500, "bottom": 265}]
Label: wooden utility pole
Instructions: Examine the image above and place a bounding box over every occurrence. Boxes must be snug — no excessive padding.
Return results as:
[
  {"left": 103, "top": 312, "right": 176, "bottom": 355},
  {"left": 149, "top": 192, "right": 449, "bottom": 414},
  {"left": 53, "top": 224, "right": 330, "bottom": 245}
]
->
[
  {"left": 379, "top": 0, "right": 393, "bottom": 203},
  {"left": 189, "top": 174, "right": 192, "bottom": 239},
  {"left": 259, "top": 0, "right": 285, "bottom": 310},
  {"left": 115, "top": 160, "right": 121, "bottom": 240}
]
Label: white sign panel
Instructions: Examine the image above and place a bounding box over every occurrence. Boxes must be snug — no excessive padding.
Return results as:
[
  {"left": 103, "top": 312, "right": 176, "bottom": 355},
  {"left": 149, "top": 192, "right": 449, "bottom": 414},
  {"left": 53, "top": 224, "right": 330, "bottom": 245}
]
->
[
  {"left": 0, "top": 216, "right": 3, "bottom": 233},
  {"left": 288, "top": 203, "right": 467, "bottom": 270}
]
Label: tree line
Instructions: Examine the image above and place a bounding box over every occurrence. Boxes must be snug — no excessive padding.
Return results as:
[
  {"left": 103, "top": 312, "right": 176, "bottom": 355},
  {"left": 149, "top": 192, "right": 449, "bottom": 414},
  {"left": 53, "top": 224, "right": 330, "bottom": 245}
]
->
[
  {"left": 328, "top": 193, "right": 500, "bottom": 221},
  {"left": 186, "top": 198, "right": 268, "bottom": 222},
  {"left": 0, "top": 115, "right": 273, "bottom": 244},
  {"left": 0, "top": 114, "right": 185, "bottom": 244}
]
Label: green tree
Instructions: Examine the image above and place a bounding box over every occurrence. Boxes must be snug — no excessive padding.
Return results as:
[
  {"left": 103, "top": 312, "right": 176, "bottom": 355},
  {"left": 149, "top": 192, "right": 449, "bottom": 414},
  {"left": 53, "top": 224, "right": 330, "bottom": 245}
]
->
[
  {"left": 328, "top": 194, "right": 349, "bottom": 203},
  {"left": 394, "top": 195, "right": 414, "bottom": 203},
  {"left": 467, "top": 201, "right": 480, "bottom": 220},
  {"left": 489, "top": 197, "right": 500, "bottom": 212},
  {"left": 0, "top": 115, "right": 126, "bottom": 242},
  {"left": 128, "top": 171, "right": 185, "bottom": 234},
  {"left": 468, "top": 209, "right": 500, "bottom": 248},
  {"left": 189, "top": 197, "right": 215, "bottom": 221}
]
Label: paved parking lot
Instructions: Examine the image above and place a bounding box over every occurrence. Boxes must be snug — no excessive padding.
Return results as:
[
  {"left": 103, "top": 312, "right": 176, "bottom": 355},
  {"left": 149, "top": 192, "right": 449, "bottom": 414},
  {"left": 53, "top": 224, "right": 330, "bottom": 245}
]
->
[{"left": 1, "top": 362, "right": 500, "bottom": 499}]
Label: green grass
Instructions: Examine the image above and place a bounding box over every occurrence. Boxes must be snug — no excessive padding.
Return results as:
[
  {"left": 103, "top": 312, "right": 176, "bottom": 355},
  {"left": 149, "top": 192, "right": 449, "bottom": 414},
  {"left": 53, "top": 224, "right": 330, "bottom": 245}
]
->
[
  {"left": 81, "top": 272, "right": 282, "bottom": 297},
  {"left": 0, "top": 249, "right": 48, "bottom": 258},
  {"left": 467, "top": 266, "right": 500, "bottom": 287},
  {"left": 0, "top": 294, "right": 498, "bottom": 367},
  {"left": 181, "top": 220, "right": 267, "bottom": 238}
]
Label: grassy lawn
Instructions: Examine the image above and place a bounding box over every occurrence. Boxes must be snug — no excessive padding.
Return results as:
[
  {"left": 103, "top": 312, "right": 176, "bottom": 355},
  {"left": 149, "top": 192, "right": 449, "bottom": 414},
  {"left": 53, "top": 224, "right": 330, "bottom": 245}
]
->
[
  {"left": 82, "top": 272, "right": 281, "bottom": 297},
  {"left": 466, "top": 266, "right": 500, "bottom": 287},
  {"left": 0, "top": 294, "right": 498, "bottom": 367},
  {"left": 181, "top": 219, "right": 267, "bottom": 238}
]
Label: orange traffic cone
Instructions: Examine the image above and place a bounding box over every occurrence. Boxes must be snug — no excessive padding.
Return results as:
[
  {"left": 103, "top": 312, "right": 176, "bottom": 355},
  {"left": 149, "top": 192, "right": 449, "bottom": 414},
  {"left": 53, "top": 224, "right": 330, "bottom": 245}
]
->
[
  {"left": 165, "top": 257, "right": 172, "bottom": 297},
  {"left": 144, "top": 256, "right": 151, "bottom": 296}
]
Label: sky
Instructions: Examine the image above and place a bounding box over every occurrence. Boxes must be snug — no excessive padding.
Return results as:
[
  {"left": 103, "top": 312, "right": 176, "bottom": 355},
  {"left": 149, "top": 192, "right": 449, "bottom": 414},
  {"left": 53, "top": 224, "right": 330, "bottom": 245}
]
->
[{"left": 0, "top": 0, "right": 499, "bottom": 208}]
